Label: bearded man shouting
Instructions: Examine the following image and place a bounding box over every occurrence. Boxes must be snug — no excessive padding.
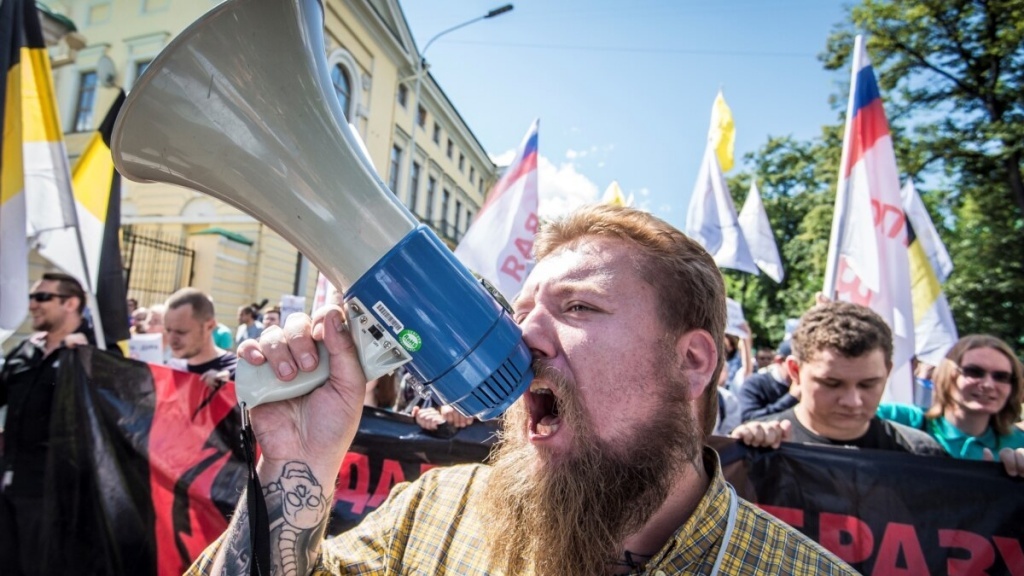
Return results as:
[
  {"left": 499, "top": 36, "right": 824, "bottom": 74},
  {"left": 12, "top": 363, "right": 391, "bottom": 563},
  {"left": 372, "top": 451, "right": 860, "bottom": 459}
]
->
[{"left": 189, "top": 205, "right": 853, "bottom": 575}]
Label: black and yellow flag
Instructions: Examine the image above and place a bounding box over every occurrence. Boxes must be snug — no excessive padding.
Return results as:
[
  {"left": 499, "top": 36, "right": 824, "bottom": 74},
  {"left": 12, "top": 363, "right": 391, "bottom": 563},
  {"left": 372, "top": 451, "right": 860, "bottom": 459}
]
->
[
  {"left": 81, "top": 91, "right": 132, "bottom": 349},
  {"left": 1, "top": 0, "right": 36, "bottom": 330},
  {"left": 36, "top": 91, "right": 133, "bottom": 350},
  {"left": 1, "top": 0, "right": 77, "bottom": 331}
]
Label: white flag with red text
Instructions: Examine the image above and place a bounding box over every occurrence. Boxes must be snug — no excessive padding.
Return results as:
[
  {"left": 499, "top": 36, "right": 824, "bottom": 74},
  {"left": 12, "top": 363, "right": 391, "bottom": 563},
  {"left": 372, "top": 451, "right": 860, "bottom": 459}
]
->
[
  {"left": 455, "top": 120, "right": 539, "bottom": 301},
  {"left": 823, "top": 36, "right": 915, "bottom": 403}
]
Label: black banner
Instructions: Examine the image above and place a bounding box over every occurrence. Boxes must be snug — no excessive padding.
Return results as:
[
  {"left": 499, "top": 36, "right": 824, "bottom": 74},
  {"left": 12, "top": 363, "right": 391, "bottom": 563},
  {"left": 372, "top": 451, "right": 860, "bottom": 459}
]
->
[
  {"left": 712, "top": 437, "right": 1024, "bottom": 575},
  {"left": 328, "top": 406, "right": 498, "bottom": 534},
  {"left": 38, "top": 348, "right": 1024, "bottom": 575}
]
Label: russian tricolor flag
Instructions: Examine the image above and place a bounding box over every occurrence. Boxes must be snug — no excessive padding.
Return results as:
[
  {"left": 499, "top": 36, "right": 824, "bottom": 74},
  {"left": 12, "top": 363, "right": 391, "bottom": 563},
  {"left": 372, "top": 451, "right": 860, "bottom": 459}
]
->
[
  {"left": 823, "top": 36, "right": 916, "bottom": 403},
  {"left": 455, "top": 119, "right": 540, "bottom": 301}
]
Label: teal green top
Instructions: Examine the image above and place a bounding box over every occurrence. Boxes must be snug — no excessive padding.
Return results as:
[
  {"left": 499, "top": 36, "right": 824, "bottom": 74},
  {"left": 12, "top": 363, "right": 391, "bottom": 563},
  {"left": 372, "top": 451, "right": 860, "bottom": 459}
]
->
[
  {"left": 877, "top": 403, "right": 1024, "bottom": 460},
  {"left": 212, "top": 323, "right": 234, "bottom": 351}
]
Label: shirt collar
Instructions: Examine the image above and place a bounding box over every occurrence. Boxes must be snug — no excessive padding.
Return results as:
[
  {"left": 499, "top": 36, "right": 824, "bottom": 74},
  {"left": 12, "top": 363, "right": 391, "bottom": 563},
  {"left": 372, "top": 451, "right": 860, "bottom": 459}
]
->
[
  {"left": 934, "top": 415, "right": 997, "bottom": 443},
  {"left": 645, "top": 447, "right": 730, "bottom": 570}
]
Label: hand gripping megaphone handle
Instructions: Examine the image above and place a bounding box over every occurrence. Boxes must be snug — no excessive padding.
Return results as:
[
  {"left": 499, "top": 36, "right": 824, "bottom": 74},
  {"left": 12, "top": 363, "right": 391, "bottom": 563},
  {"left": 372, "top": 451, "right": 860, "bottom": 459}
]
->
[{"left": 235, "top": 341, "right": 331, "bottom": 408}]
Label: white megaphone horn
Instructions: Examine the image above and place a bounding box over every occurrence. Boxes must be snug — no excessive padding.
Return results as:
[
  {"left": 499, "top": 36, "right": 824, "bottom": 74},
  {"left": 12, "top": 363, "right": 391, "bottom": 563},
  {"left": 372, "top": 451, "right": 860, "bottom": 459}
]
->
[{"left": 110, "top": 0, "right": 532, "bottom": 420}]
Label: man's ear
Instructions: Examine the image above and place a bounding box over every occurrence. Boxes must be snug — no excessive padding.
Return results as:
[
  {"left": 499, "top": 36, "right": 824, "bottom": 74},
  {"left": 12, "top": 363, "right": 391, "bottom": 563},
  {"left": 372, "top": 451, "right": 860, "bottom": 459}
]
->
[
  {"left": 677, "top": 329, "right": 718, "bottom": 400},
  {"left": 63, "top": 296, "right": 81, "bottom": 314},
  {"left": 785, "top": 356, "right": 801, "bottom": 386}
]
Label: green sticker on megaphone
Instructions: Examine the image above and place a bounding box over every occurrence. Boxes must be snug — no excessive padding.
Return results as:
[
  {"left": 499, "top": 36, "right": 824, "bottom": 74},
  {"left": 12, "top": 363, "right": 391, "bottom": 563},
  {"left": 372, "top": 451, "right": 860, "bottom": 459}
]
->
[{"left": 398, "top": 329, "right": 422, "bottom": 352}]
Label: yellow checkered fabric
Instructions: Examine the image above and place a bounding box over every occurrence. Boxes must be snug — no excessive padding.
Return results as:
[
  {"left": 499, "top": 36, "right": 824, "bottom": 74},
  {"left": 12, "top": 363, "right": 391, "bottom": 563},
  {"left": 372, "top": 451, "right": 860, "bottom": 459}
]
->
[{"left": 188, "top": 449, "right": 855, "bottom": 575}]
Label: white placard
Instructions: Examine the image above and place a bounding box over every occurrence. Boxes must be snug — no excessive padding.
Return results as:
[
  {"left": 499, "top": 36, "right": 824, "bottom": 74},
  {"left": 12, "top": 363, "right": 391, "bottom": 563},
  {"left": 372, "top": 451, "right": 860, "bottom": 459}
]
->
[
  {"left": 129, "top": 333, "right": 164, "bottom": 364},
  {"left": 280, "top": 294, "right": 306, "bottom": 324}
]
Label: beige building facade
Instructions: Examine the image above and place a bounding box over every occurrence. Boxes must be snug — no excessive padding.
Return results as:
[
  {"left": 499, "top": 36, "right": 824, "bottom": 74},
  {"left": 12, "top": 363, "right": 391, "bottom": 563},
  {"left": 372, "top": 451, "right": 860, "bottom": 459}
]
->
[{"left": 23, "top": 0, "right": 496, "bottom": 337}]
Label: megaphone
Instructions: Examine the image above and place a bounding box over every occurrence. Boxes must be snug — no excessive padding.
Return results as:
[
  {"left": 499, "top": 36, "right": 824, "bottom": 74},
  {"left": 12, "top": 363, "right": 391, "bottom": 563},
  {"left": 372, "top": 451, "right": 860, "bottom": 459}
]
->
[{"left": 110, "top": 0, "right": 533, "bottom": 420}]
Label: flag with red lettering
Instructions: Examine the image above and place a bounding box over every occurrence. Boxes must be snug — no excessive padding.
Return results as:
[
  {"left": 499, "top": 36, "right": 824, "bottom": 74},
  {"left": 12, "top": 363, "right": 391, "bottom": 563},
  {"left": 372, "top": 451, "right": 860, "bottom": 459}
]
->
[
  {"left": 455, "top": 119, "right": 539, "bottom": 301},
  {"left": 42, "top": 347, "right": 245, "bottom": 576},
  {"left": 823, "top": 35, "right": 915, "bottom": 403}
]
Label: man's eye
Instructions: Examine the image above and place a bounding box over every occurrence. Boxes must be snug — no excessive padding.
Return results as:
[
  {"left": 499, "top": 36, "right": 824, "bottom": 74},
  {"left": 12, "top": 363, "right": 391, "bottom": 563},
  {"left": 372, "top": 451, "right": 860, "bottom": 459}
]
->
[{"left": 567, "top": 304, "right": 592, "bottom": 313}]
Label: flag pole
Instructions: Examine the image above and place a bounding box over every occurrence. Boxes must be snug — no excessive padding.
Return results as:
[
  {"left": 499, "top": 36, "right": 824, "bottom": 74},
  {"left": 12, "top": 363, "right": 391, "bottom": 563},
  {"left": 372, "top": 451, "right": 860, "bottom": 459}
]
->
[
  {"left": 823, "top": 35, "right": 864, "bottom": 300},
  {"left": 70, "top": 215, "right": 108, "bottom": 350}
]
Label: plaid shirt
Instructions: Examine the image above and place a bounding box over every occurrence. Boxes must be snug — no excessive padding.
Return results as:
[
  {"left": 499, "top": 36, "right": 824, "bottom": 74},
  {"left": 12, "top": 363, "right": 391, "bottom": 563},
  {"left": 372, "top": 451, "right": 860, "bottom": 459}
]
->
[{"left": 188, "top": 449, "right": 855, "bottom": 575}]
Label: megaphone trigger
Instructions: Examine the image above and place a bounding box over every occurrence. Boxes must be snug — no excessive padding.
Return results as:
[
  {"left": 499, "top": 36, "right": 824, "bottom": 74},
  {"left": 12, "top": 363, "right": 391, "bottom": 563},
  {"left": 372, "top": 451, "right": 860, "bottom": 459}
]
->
[{"left": 235, "top": 301, "right": 411, "bottom": 409}]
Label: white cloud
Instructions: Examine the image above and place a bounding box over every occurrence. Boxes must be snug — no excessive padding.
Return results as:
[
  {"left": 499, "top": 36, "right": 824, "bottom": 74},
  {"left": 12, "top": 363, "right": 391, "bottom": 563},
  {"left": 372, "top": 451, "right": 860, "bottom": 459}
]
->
[
  {"left": 489, "top": 149, "right": 516, "bottom": 166},
  {"left": 486, "top": 150, "right": 600, "bottom": 220},
  {"left": 565, "top": 148, "right": 586, "bottom": 160},
  {"left": 537, "top": 155, "right": 599, "bottom": 219}
]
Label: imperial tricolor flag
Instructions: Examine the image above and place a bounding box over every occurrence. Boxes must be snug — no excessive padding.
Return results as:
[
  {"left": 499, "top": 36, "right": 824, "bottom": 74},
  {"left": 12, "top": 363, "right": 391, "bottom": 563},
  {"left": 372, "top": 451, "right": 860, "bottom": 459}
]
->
[
  {"left": 37, "top": 91, "right": 131, "bottom": 350},
  {"left": 823, "top": 35, "right": 915, "bottom": 402},
  {"left": 1, "top": 0, "right": 77, "bottom": 330},
  {"left": 455, "top": 119, "right": 539, "bottom": 300},
  {"left": 901, "top": 181, "right": 957, "bottom": 366}
]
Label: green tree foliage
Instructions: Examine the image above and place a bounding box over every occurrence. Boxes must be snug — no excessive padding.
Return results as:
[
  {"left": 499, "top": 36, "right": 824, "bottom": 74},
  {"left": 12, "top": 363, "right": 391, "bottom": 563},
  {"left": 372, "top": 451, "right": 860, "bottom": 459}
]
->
[
  {"left": 724, "top": 130, "right": 841, "bottom": 348},
  {"left": 823, "top": 0, "right": 1024, "bottom": 348},
  {"left": 728, "top": 0, "right": 1024, "bottom": 351},
  {"left": 823, "top": 0, "right": 1024, "bottom": 216}
]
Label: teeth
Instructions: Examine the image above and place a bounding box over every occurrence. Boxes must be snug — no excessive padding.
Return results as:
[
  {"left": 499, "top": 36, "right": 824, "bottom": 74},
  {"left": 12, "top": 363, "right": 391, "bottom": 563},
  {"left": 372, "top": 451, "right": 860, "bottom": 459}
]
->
[
  {"left": 532, "top": 387, "right": 552, "bottom": 395},
  {"left": 536, "top": 422, "right": 559, "bottom": 436}
]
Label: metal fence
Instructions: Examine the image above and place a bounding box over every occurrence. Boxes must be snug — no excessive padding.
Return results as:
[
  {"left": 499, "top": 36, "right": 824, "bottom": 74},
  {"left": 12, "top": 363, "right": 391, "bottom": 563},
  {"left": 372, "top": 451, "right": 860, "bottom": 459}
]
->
[{"left": 122, "top": 225, "right": 195, "bottom": 306}]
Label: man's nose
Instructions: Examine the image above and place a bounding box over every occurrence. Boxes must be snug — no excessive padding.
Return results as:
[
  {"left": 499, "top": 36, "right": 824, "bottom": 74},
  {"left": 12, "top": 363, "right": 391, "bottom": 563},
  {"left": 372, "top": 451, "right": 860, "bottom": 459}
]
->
[
  {"left": 838, "top": 387, "right": 864, "bottom": 407},
  {"left": 518, "top": 308, "right": 556, "bottom": 360}
]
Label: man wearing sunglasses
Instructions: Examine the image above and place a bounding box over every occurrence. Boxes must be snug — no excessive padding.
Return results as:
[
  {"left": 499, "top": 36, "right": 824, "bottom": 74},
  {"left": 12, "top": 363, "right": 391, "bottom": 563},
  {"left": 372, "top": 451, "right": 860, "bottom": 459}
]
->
[{"left": 0, "top": 272, "right": 95, "bottom": 575}]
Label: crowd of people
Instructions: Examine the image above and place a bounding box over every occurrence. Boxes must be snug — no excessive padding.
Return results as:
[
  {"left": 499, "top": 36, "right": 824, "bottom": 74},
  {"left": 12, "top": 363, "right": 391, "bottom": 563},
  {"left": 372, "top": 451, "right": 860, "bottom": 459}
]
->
[
  {"left": 716, "top": 302, "right": 1023, "bottom": 476},
  {"left": 1, "top": 204, "right": 1022, "bottom": 575}
]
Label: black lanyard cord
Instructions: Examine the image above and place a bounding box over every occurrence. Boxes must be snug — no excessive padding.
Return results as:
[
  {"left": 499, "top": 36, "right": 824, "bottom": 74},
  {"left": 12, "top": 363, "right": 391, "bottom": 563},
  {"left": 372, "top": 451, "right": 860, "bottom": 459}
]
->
[{"left": 241, "top": 405, "right": 271, "bottom": 576}]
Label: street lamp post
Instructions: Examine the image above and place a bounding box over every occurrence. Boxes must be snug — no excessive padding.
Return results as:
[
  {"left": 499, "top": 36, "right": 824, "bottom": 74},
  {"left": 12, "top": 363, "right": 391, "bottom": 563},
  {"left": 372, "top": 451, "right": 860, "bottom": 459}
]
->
[{"left": 404, "top": 4, "right": 513, "bottom": 228}]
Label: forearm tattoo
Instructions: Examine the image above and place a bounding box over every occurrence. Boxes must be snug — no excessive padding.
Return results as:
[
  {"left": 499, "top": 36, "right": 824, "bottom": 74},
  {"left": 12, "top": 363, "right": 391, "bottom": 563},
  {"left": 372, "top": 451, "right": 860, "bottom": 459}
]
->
[{"left": 220, "top": 462, "right": 332, "bottom": 575}]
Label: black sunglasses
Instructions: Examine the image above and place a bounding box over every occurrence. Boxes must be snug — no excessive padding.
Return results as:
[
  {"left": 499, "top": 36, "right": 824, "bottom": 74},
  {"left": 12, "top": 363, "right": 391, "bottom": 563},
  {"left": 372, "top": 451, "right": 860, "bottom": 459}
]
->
[
  {"left": 957, "top": 364, "right": 1013, "bottom": 385},
  {"left": 29, "top": 292, "right": 70, "bottom": 303}
]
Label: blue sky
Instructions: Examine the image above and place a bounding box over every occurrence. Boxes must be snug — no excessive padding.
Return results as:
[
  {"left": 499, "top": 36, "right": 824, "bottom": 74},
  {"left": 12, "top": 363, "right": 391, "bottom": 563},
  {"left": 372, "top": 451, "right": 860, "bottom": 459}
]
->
[{"left": 400, "top": 0, "right": 850, "bottom": 232}]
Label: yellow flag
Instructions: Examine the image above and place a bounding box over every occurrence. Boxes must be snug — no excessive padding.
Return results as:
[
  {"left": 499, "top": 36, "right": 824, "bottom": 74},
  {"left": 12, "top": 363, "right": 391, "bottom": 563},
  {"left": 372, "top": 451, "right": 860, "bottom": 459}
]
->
[
  {"left": 708, "top": 91, "right": 735, "bottom": 172},
  {"left": 601, "top": 181, "right": 627, "bottom": 206}
]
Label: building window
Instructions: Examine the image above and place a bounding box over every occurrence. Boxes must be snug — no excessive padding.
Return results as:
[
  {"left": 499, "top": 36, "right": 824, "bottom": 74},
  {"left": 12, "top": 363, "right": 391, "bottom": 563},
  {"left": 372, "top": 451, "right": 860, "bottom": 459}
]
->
[
  {"left": 397, "top": 83, "right": 408, "bottom": 108},
  {"left": 432, "top": 122, "right": 441, "bottom": 145},
  {"left": 388, "top": 145, "right": 402, "bottom": 194},
  {"left": 446, "top": 139, "right": 453, "bottom": 159},
  {"left": 417, "top": 105, "right": 426, "bottom": 128},
  {"left": 469, "top": 166, "right": 475, "bottom": 184},
  {"left": 425, "top": 176, "right": 437, "bottom": 223},
  {"left": 442, "top": 189, "right": 451, "bottom": 237},
  {"left": 135, "top": 59, "right": 152, "bottom": 78},
  {"left": 87, "top": 1, "right": 111, "bottom": 25},
  {"left": 458, "top": 153, "right": 465, "bottom": 172},
  {"left": 478, "top": 178, "right": 485, "bottom": 194},
  {"left": 454, "top": 200, "right": 463, "bottom": 238},
  {"left": 142, "top": 0, "right": 170, "bottom": 13},
  {"left": 466, "top": 210, "right": 474, "bottom": 229},
  {"left": 74, "top": 71, "right": 98, "bottom": 132},
  {"left": 409, "top": 161, "right": 421, "bottom": 214},
  {"left": 331, "top": 64, "right": 352, "bottom": 118}
]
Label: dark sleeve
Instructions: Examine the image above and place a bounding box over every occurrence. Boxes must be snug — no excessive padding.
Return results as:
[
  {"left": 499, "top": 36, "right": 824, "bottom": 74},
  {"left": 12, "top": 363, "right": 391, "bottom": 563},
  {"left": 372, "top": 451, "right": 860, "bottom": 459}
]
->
[
  {"left": 739, "top": 375, "right": 798, "bottom": 422},
  {"left": 0, "top": 341, "right": 30, "bottom": 408}
]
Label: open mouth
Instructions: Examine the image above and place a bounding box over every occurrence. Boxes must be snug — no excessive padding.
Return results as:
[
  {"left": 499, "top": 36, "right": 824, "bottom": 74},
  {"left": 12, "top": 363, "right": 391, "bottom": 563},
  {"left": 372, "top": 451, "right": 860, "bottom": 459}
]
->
[{"left": 527, "top": 384, "right": 562, "bottom": 438}]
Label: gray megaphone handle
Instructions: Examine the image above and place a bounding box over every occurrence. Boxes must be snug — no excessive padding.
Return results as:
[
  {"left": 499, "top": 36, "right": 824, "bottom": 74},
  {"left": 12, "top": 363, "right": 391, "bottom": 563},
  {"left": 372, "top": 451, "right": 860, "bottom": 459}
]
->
[{"left": 235, "top": 341, "right": 331, "bottom": 408}]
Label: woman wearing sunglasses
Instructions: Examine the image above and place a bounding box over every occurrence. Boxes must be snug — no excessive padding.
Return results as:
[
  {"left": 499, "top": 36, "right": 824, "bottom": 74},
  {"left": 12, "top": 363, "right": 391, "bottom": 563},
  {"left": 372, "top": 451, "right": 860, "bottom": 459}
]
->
[{"left": 878, "top": 334, "right": 1024, "bottom": 475}]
